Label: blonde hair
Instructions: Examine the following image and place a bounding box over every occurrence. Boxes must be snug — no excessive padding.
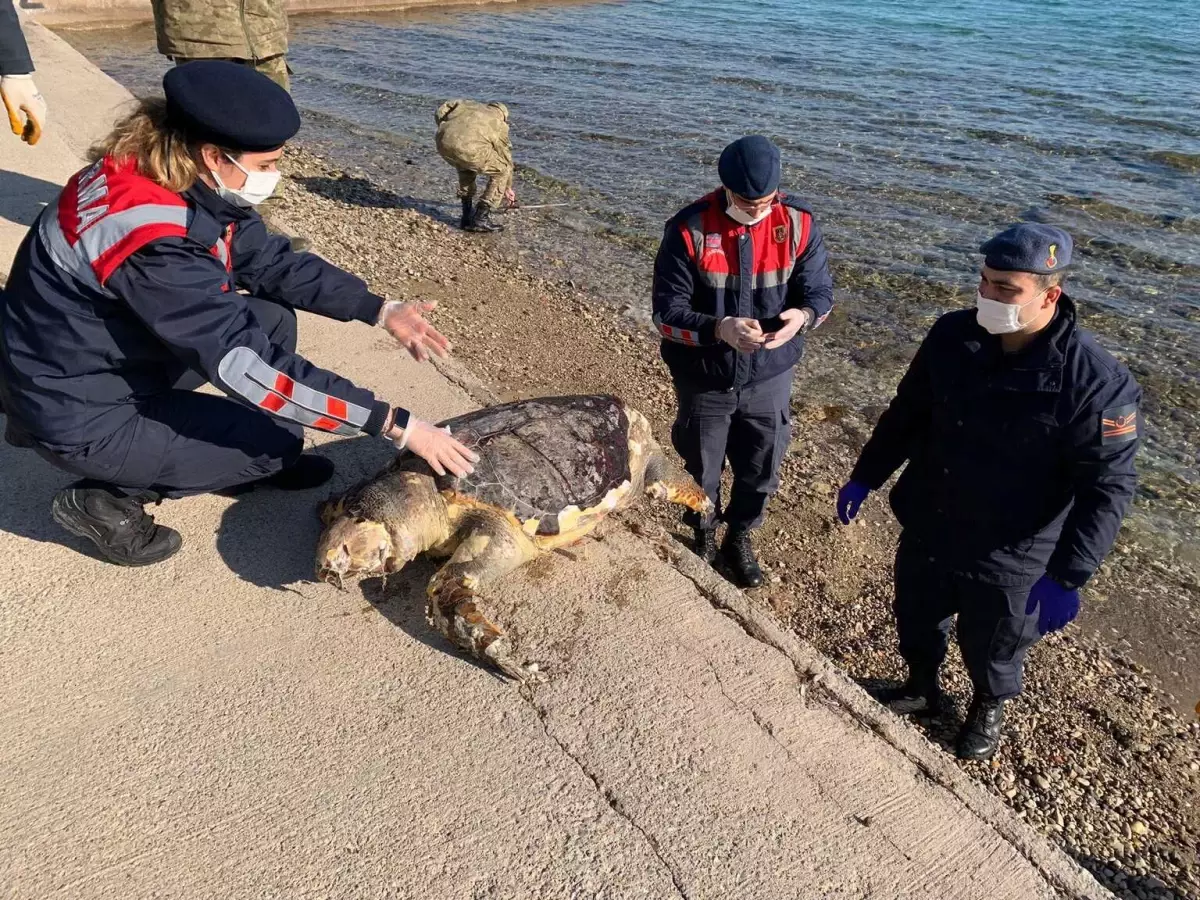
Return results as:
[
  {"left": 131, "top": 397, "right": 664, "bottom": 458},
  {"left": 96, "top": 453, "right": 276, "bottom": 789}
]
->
[{"left": 88, "top": 97, "right": 201, "bottom": 193}]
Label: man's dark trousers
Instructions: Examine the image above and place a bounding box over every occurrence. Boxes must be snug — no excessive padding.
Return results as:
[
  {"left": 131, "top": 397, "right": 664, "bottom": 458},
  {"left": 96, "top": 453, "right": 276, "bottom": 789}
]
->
[
  {"left": 894, "top": 535, "right": 1043, "bottom": 700},
  {"left": 34, "top": 296, "right": 304, "bottom": 499},
  {"left": 671, "top": 368, "right": 793, "bottom": 531}
]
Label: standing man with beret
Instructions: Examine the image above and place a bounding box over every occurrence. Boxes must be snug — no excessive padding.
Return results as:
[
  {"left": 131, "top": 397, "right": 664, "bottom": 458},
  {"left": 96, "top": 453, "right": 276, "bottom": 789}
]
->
[
  {"left": 0, "top": 62, "right": 478, "bottom": 567},
  {"left": 653, "top": 135, "right": 834, "bottom": 587},
  {"left": 836, "top": 224, "right": 1141, "bottom": 760},
  {"left": 151, "top": 0, "right": 291, "bottom": 91}
]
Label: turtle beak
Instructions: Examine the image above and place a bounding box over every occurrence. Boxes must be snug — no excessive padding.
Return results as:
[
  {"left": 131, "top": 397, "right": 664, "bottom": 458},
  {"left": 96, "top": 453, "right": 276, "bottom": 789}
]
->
[
  {"left": 318, "top": 544, "right": 352, "bottom": 590},
  {"left": 315, "top": 518, "right": 396, "bottom": 585}
]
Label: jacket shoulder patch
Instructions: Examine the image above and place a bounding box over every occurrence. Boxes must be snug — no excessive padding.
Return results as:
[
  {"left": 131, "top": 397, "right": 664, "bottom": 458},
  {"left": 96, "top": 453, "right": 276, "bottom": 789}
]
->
[{"left": 1100, "top": 403, "right": 1138, "bottom": 445}]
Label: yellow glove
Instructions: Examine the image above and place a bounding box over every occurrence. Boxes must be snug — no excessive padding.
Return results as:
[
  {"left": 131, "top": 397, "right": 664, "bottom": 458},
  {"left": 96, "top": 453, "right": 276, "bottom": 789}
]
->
[{"left": 2, "top": 74, "right": 47, "bottom": 145}]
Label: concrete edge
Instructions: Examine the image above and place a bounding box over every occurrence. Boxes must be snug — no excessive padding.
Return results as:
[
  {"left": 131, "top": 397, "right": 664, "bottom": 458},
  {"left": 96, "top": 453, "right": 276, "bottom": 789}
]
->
[
  {"left": 654, "top": 531, "right": 1113, "bottom": 900},
  {"left": 26, "top": 0, "right": 596, "bottom": 29},
  {"left": 427, "top": 352, "right": 504, "bottom": 407}
]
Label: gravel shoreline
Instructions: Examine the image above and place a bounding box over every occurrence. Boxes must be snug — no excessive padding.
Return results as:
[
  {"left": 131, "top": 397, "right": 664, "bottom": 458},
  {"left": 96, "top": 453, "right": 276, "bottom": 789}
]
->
[{"left": 274, "top": 146, "right": 1200, "bottom": 900}]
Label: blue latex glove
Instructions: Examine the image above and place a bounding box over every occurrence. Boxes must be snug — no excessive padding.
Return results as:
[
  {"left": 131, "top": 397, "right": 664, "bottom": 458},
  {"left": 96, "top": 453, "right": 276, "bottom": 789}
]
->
[
  {"left": 1025, "top": 575, "right": 1081, "bottom": 635},
  {"left": 836, "top": 480, "right": 870, "bottom": 525}
]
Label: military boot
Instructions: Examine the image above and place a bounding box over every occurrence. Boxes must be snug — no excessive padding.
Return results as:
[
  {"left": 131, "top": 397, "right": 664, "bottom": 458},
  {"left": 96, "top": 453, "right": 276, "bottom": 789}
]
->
[
  {"left": 879, "top": 668, "right": 943, "bottom": 716},
  {"left": 693, "top": 527, "right": 718, "bottom": 565},
  {"left": 465, "top": 202, "right": 504, "bottom": 233},
  {"left": 459, "top": 197, "right": 475, "bottom": 230},
  {"left": 51, "top": 483, "right": 182, "bottom": 567},
  {"left": 721, "top": 528, "right": 763, "bottom": 588},
  {"left": 956, "top": 695, "right": 1006, "bottom": 761}
]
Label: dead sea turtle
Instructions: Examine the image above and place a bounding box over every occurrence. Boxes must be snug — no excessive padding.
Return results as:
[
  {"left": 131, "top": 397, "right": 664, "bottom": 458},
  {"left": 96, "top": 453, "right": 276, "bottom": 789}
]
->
[{"left": 315, "top": 394, "right": 712, "bottom": 681}]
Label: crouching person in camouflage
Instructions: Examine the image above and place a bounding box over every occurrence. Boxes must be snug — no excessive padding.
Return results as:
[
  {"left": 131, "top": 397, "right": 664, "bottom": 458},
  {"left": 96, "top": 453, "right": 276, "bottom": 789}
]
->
[{"left": 435, "top": 99, "right": 516, "bottom": 234}]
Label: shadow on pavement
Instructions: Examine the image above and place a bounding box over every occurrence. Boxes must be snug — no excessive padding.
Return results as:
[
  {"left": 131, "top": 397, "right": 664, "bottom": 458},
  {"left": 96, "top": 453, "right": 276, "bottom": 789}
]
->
[
  {"left": 213, "top": 433, "right": 496, "bottom": 674},
  {"left": 0, "top": 420, "right": 76, "bottom": 546},
  {"left": 214, "top": 434, "right": 395, "bottom": 590},
  {"left": 0, "top": 168, "right": 63, "bottom": 229},
  {"left": 358, "top": 563, "right": 500, "bottom": 679}
]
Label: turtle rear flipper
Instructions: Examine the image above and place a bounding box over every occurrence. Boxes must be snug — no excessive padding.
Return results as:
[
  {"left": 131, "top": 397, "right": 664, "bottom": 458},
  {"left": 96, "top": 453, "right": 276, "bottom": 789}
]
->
[
  {"left": 425, "top": 511, "right": 543, "bottom": 683},
  {"left": 644, "top": 449, "right": 714, "bottom": 518}
]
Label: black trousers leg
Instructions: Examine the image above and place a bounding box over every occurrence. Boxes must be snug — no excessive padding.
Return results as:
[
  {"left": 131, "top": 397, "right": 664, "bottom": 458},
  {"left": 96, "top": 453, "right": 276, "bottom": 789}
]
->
[
  {"left": 724, "top": 370, "right": 793, "bottom": 531},
  {"left": 893, "top": 536, "right": 957, "bottom": 678},
  {"left": 670, "top": 384, "right": 735, "bottom": 530},
  {"left": 955, "top": 577, "right": 1041, "bottom": 701}
]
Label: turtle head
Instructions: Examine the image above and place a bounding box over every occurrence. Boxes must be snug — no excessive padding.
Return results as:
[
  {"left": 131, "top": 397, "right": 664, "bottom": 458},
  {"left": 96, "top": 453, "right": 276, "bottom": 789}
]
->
[
  {"left": 315, "top": 472, "right": 447, "bottom": 587},
  {"left": 315, "top": 498, "right": 420, "bottom": 587},
  {"left": 315, "top": 515, "right": 399, "bottom": 588}
]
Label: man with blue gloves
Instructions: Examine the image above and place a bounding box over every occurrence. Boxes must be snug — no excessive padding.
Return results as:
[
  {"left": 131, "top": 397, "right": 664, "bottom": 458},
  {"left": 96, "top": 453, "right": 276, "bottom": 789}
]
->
[{"left": 837, "top": 224, "right": 1140, "bottom": 760}]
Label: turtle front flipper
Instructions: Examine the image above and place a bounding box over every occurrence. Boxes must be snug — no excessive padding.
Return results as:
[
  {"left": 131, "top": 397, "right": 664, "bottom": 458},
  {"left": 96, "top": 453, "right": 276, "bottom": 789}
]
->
[
  {"left": 425, "top": 511, "right": 542, "bottom": 683},
  {"left": 643, "top": 449, "right": 714, "bottom": 518}
]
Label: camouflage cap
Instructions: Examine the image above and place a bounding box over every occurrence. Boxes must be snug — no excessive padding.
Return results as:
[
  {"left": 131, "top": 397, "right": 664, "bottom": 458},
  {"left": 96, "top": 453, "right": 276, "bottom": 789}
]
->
[{"left": 164, "top": 60, "right": 300, "bottom": 152}]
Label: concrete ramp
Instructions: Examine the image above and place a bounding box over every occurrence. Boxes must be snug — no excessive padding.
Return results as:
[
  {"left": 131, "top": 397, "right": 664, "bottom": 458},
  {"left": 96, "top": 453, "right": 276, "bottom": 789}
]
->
[{"left": 0, "top": 18, "right": 1110, "bottom": 900}]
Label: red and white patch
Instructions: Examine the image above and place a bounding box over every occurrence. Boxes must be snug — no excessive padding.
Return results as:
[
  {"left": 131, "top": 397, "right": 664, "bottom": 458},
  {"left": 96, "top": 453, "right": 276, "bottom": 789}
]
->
[{"left": 659, "top": 323, "right": 700, "bottom": 346}]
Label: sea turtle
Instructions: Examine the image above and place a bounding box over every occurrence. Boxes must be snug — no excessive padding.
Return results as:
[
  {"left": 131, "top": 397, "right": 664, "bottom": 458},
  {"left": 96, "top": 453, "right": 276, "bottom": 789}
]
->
[{"left": 315, "top": 394, "right": 713, "bottom": 682}]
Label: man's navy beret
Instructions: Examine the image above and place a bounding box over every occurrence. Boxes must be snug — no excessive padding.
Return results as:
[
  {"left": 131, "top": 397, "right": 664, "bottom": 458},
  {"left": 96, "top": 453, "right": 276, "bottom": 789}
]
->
[
  {"left": 164, "top": 61, "right": 301, "bottom": 153},
  {"left": 718, "top": 135, "right": 781, "bottom": 200},
  {"left": 980, "top": 224, "right": 1073, "bottom": 274}
]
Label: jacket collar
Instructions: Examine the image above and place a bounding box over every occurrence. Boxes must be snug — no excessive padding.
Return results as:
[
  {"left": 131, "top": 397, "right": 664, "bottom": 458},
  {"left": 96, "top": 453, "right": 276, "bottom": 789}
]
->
[
  {"left": 184, "top": 178, "right": 259, "bottom": 227},
  {"left": 960, "top": 295, "right": 1077, "bottom": 392}
]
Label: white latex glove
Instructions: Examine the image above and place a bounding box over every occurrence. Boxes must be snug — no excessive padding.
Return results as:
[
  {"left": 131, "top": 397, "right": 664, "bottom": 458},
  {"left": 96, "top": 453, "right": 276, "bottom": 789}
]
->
[
  {"left": 2, "top": 74, "right": 46, "bottom": 145},
  {"left": 762, "top": 308, "right": 813, "bottom": 350},
  {"left": 377, "top": 300, "right": 452, "bottom": 363},
  {"left": 389, "top": 417, "right": 478, "bottom": 478},
  {"left": 716, "top": 316, "right": 766, "bottom": 354}
]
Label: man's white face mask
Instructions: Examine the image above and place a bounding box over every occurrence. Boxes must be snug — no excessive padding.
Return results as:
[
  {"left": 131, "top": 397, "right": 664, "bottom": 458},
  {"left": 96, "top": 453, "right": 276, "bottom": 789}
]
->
[
  {"left": 975, "top": 290, "right": 1043, "bottom": 335},
  {"left": 211, "top": 152, "right": 281, "bottom": 208},
  {"left": 725, "top": 189, "right": 772, "bottom": 226}
]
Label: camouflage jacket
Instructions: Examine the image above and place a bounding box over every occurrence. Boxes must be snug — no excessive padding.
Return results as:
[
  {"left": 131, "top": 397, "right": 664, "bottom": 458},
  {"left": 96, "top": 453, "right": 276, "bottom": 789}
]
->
[
  {"left": 435, "top": 100, "right": 513, "bottom": 167},
  {"left": 152, "top": 0, "right": 288, "bottom": 61}
]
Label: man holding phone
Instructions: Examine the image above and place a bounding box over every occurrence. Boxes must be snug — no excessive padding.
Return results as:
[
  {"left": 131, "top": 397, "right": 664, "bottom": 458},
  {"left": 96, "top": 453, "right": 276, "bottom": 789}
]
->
[{"left": 651, "top": 135, "right": 834, "bottom": 586}]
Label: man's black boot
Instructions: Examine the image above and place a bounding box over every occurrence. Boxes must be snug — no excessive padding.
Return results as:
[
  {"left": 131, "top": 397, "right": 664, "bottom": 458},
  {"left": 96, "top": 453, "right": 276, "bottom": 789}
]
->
[
  {"left": 721, "top": 528, "right": 764, "bottom": 588},
  {"left": 51, "top": 484, "right": 182, "bottom": 567},
  {"left": 880, "top": 668, "right": 943, "bottom": 716},
  {"left": 466, "top": 202, "right": 504, "bottom": 233},
  {"left": 262, "top": 454, "right": 335, "bottom": 490},
  {"left": 956, "top": 695, "right": 1006, "bottom": 761},
  {"left": 693, "top": 527, "right": 718, "bottom": 565},
  {"left": 459, "top": 197, "right": 474, "bottom": 230}
]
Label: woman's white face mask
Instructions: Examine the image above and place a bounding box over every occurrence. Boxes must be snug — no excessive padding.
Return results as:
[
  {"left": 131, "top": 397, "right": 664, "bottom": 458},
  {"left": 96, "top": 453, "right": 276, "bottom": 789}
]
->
[
  {"left": 211, "top": 153, "right": 281, "bottom": 208},
  {"left": 975, "top": 290, "right": 1043, "bottom": 335}
]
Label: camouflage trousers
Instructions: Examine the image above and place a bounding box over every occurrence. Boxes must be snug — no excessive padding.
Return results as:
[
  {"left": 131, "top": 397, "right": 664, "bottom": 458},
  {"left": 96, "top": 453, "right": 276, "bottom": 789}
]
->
[
  {"left": 172, "top": 54, "right": 291, "bottom": 92},
  {"left": 455, "top": 167, "right": 512, "bottom": 209},
  {"left": 438, "top": 148, "right": 512, "bottom": 209}
]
